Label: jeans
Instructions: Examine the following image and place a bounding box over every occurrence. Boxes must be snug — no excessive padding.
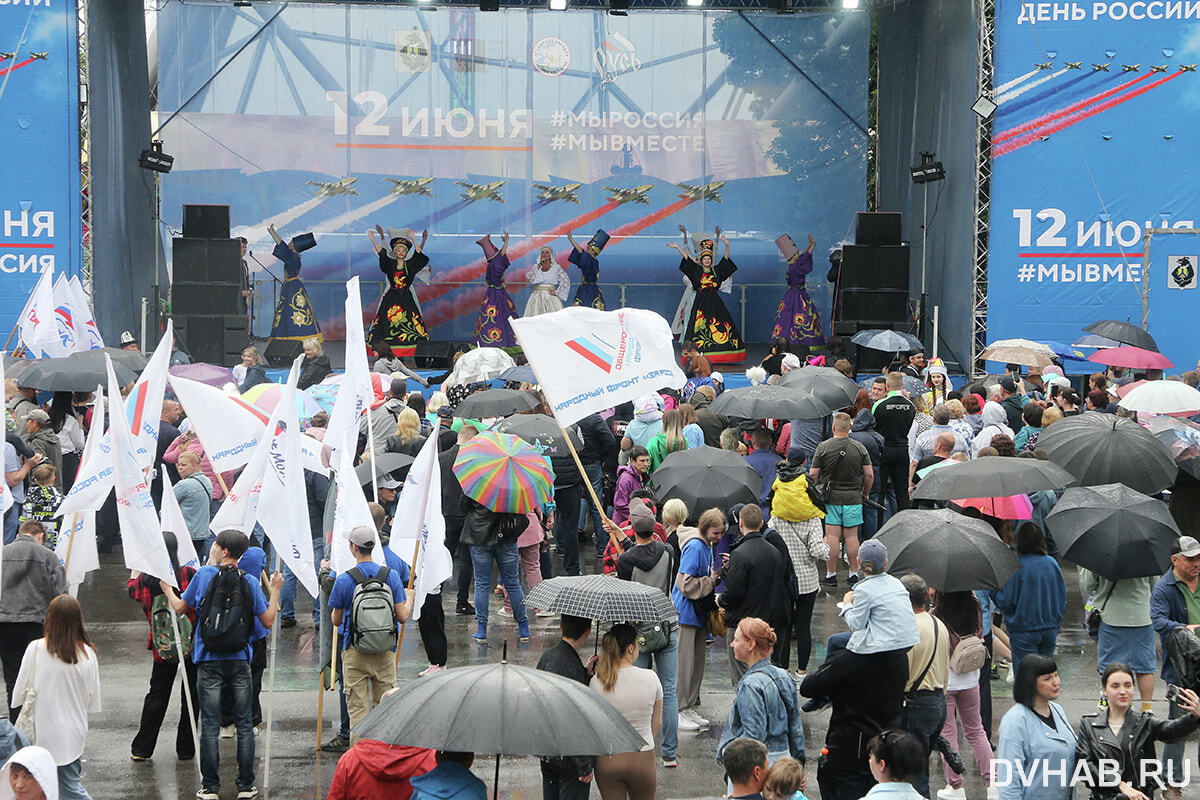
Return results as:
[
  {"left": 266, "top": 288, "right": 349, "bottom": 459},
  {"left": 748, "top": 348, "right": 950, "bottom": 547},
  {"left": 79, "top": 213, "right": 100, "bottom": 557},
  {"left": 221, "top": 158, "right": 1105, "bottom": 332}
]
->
[
  {"left": 0, "top": 621, "right": 42, "bottom": 721},
  {"left": 554, "top": 483, "right": 584, "bottom": 576},
  {"left": 470, "top": 543, "right": 529, "bottom": 628},
  {"left": 198, "top": 660, "right": 255, "bottom": 792},
  {"left": 132, "top": 657, "right": 199, "bottom": 758},
  {"left": 859, "top": 484, "right": 880, "bottom": 541},
  {"left": 579, "top": 462, "right": 606, "bottom": 556},
  {"left": 444, "top": 515, "right": 473, "bottom": 607},
  {"left": 2, "top": 506, "right": 17, "bottom": 545},
  {"left": 903, "top": 690, "right": 947, "bottom": 798},
  {"left": 57, "top": 758, "right": 91, "bottom": 800},
  {"left": 1009, "top": 627, "right": 1057, "bottom": 672},
  {"left": 277, "top": 535, "right": 323, "bottom": 623},
  {"left": 634, "top": 627, "right": 678, "bottom": 759}
]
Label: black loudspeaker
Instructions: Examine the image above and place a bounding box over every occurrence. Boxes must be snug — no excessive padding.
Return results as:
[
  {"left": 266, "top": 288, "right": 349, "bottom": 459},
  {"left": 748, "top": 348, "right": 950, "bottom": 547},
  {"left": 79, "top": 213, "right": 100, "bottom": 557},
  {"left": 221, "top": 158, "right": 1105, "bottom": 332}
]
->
[
  {"left": 175, "top": 315, "right": 246, "bottom": 366},
  {"left": 839, "top": 288, "right": 910, "bottom": 323},
  {"left": 173, "top": 284, "right": 243, "bottom": 316},
  {"left": 854, "top": 212, "right": 902, "bottom": 246},
  {"left": 413, "top": 340, "right": 459, "bottom": 369},
  {"left": 182, "top": 205, "right": 231, "bottom": 239},
  {"left": 264, "top": 338, "right": 305, "bottom": 366},
  {"left": 172, "top": 238, "right": 242, "bottom": 284},
  {"left": 840, "top": 245, "right": 911, "bottom": 291}
]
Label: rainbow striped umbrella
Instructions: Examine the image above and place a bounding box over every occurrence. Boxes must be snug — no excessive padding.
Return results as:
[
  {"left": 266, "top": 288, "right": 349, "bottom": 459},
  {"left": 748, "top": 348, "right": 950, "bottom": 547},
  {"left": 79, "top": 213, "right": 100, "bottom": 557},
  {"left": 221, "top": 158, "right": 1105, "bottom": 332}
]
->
[{"left": 452, "top": 431, "right": 554, "bottom": 514}]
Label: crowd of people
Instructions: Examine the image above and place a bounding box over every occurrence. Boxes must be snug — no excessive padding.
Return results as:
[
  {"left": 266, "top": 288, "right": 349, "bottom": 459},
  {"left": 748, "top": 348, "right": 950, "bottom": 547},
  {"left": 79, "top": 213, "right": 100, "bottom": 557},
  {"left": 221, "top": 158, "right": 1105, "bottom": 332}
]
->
[{"left": 4, "top": 333, "right": 1200, "bottom": 800}]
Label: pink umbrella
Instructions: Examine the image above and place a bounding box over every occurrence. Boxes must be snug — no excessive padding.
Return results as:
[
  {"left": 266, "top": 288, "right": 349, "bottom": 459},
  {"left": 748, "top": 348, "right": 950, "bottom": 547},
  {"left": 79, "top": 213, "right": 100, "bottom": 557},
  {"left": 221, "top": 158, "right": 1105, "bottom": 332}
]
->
[
  {"left": 1087, "top": 346, "right": 1173, "bottom": 370},
  {"left": 1115, "top": 379, "right": 1147, "bottom": 399},
  {"left": 951, "top": 494, "right": 1034, "bottom": 520},
  {"left": 169, "top": 363, "right": 235, "bottom": 388}
]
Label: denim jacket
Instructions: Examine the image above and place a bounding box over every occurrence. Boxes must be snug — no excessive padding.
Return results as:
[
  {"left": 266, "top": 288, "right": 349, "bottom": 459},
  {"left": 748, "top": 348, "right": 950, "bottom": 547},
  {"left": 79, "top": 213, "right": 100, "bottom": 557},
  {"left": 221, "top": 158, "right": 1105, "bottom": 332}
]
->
[
  {"left": 717, "top": 659, "right": 805, "bottom": 763},
  {"left": 842, "top": 573, "right": 919, "bottom": 654}
]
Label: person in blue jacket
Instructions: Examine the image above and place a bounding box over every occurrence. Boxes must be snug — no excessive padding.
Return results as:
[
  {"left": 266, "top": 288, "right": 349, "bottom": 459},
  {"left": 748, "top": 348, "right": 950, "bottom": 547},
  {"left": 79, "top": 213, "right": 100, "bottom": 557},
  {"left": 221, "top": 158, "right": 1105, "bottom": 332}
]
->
[
  {"left": 671, "top": 508, "right": 728, "bottom": 732},
  {"left": 410, "top": 751, "right": 487, "bottom": 800},
  {"left": 992, "top": 524, "right": 1066, "bottom": 671},
  {"left": 718, "top": 617, "right": 805, "bottom": 768},
  {"left": 995, "top": 654, "right": 1076, "bottom": 800},
  {"left": 217, "top": 546, "right": 272, "bottom": 734},
  {"left": 1150, "top": 535, "right": 1200, "bottom": 786}
]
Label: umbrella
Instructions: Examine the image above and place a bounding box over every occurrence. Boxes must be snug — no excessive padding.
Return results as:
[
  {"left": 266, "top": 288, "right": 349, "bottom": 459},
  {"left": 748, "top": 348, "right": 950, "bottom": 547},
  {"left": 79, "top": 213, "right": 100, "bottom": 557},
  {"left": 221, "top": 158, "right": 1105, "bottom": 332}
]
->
[
  {"left": 1045, "top": 483, "right": 1180, "bottom": 580},
  {"left": 1146, "top": 416, "right": 1200, "bottom": 480},
  {"left": 1114, "top": 379, "right": 1147, "bottom": 399},
  {"left": 708, "top": 385, "right": 839, "bottom": 420},
  {"left": 1042, "top": 341, "right": 1091, "bottom": 363},
  {"left": 912, "top": 457, "right": 1076, "bottom": 501},
  {"left": 951, "top": 494, "right": 1033, "bottom": 520},
  {"left": 453, "top": 388, "right": 540, "bottom": 419},
  {"left": 979, "top": 340, "right": 1054, "bottom": 367},
  {"left": 1037, "top": 413, "right": 1177, "bottom": 494},
  {"left": 850, "top": 329, "right": 923, "bottom": 353},
  {"left": 2, "top": 355, "right": 32, "bottom": 382},
  {"left": 1083, "top": 319, "right": 1159, "bottom": 352},
  {"left": 875, "top": 508, "right": 1021, "bottom": 591},
  {"left": 499, "top": 365, "right": 537, "bottom": 384},
  {"left": 1073, "top": 333, "right": 1121, "bottom": 349},
  {"left": 859, "top": 373, "right": 926, "bottom": 397},
  {"left": 241, "top": 382, "right": 323, "bottom": 422},
  {"left": 444, "top": 347, "right": 516, "bottom": 386},
  {"left": 354, "top": 658, "right": 646, "bottom": 800},
  {"left": 650, "top": 445, "right": 760, "bottom": 513},
  {"left": 1087, "top": 346, "right": 1173, "bottom": 370},
  {"left": 70, "top": 347, "right": 149, "bottom": 372},
  {"left": 169, "top": 362, "right": 235, "bottom": 389},
  {"left": 525, "top": 575, "right": 679, "bottom": 623},
  {"left": 453, "top": 430, "right": 554, "bottom": 514},
  {"left": 355, "top": 452, "right": 415, "bottom": 486},
  {"left": 778, "top": 366, "right": 861, "bottom": 410},
  {"left": 16, "top": 356, "right": 137, "bottom": 391},
  {"left": 316, "top": 372, "right": 389, "bottom": 410},
  {"left": 491, "top": 413, "right": 582, "bottom": 458},
  {"left": 1117, "top": 380, "right": 1200, "bottom": 414}
]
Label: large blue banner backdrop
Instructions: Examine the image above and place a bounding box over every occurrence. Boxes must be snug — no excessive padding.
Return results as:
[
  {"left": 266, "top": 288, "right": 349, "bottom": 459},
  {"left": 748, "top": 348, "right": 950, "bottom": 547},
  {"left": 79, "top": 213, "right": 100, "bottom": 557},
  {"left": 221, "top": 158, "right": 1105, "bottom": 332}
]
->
[
  {"left": 157, "top": 4, "right": 868, "bottom": 344},
  {"left": 0, "top": 3, "right": 82, "bottom": 334},
  {"left": 989, "top": 1, "right": 1200, "bottom": 371}
]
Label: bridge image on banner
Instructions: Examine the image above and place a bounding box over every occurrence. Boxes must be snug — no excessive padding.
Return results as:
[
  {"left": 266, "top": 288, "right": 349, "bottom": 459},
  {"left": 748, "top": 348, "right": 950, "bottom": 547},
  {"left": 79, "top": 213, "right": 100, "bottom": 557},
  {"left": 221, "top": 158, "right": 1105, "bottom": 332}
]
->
[{"left": 157, "top": 5, "right": 869, "bottom": 343}]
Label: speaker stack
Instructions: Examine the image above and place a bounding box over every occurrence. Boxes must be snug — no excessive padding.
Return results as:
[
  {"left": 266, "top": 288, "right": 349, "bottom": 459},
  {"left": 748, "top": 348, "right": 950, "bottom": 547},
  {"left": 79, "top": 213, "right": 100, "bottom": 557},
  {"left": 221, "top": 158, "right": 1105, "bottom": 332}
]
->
[
  {"left": 836, "top": 212, "right": 913, "bottom": 373},
  {"left": 172, "top": 205, "right": 246, "bottom": 366}
]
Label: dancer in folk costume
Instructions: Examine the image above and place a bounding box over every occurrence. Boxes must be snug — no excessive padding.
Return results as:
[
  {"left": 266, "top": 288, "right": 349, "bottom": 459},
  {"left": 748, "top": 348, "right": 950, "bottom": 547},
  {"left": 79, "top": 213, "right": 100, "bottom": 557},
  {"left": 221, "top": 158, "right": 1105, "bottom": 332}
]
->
[
  {"left": 668, "top": 228, "right": 746, "bottom": 364},
  {"left": 473, "top": 233, "right": 519, "bottom": 347},
  {"left": 566, "top": 229, "right": 608, "bottom": 309},
  {"left": 770, "top": 233, "right": 824, "bottom": 347},
  {"left": 524, "top": 246, "right": 571, "bottom": 317},
  {"left": 267, "top": 224, "right": 321, "bottom": 341},
  {"left": 367, "top": 225, "right": 430, "bottom": 357}
]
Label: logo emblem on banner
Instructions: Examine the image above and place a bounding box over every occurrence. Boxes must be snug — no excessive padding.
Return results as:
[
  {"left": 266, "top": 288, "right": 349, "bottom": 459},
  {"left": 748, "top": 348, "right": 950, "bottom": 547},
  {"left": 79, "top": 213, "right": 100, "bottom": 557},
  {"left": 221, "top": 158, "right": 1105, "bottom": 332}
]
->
[
  {"left": 394, "top": 30, "right": 432, "bottom": 73},
  {"left": 566, "top": 334, "right": 616, "bottom": 372},
  {"left": 1169, "top": 255, "right": 1197, "bottom": 290},
  {"left": 532, "top": 36, "right": 571, "bottom": 77},
  {"left": 594, "top": 31, "right": 640, "bottom": 85}
]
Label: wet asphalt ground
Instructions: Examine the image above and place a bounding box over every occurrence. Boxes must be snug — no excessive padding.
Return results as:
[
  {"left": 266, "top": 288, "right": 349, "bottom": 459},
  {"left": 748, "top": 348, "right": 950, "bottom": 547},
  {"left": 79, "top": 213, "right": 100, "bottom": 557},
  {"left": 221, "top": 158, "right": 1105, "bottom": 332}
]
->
[{"left": 11, "top": 544, "right": 1192, "bottom": 800}]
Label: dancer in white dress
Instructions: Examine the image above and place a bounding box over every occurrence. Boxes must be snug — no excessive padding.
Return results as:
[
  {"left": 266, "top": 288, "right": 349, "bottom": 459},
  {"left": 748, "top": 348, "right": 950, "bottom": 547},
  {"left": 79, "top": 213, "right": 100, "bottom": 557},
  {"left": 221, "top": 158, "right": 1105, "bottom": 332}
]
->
[{"left": 524, "top": 245, "right": 572, "bottom": 316}]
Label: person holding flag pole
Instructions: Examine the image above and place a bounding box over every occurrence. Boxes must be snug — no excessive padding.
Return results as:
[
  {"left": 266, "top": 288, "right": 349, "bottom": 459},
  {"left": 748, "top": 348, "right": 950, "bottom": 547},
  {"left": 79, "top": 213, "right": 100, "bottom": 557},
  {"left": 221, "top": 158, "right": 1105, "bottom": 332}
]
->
[{"left": 55, "top": 384, "right": 103, "bottom": 595}]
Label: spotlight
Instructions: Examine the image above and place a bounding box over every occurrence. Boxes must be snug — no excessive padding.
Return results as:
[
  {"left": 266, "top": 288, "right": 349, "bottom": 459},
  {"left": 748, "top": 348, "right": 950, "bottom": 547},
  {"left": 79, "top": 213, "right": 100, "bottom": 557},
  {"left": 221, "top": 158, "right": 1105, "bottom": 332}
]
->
[
  {"left": 971, "top": 94, "right": 997, "bottom": 119},
  {"left": 550, "top": 0, "right": 567, "bottom": 8},
  {"left": 687, "top": 0, "right": 703, "bottom": 7},
  {"left": 842, "top": 0, "right": 860, "bottom": 7},
  {"left": 138, "top": 140, "right": 174, "bottom": 174},
  {"left": 910, "top": 151, "right": 945, "bottom": 184}
]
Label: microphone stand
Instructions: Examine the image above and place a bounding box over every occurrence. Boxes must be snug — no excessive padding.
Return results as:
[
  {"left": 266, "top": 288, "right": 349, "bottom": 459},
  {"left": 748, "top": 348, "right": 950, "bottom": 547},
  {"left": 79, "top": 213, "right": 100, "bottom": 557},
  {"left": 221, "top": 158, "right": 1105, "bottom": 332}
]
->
[{"left": 248, "top": 251, "right": 282, "bottom": 339}]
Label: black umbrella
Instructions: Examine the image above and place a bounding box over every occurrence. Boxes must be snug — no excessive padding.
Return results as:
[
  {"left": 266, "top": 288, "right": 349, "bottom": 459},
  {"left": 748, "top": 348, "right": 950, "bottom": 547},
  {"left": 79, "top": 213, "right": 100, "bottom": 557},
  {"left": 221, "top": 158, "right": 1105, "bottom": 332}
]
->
[
  {"left": 1045, "top": 483, "right": 1180, "bottom": 580},
  {"left": 498, "top": 365, "right": 537, "bottom": 384},
  {"left": 912, "top": 458, "right": 1076, "bottom": 501},
  {"left": 778, "top": 366, "right": 861, "bottom": 410},
  {"left": 69, "top": 347, "right": 149, "bottom": 372},
  {"left": 650, "top": 445, "right": 759, "bottom": 514},
  {"left": 708, "top": 384, "right": 836, "bottom": 421},
  {"left": 1038, "top": 414, "right": 1177, "bottom": 494},
  {"left": 876, "top": 509, "right": 1021, "bottom": 591},
  {"left": 491, "top": 413, "right": 582, "bottom": 459},
  {"left": 453, "top": 388, "right": 540, "bottom": 418},
  {"left": 355, "top": 452, "right": 414, "bottom": 487},
  {"left": 850, "top": 329, "right": 923, "bottom": 353},
  {"left": 354, "top": 656, "right": 646, "bottom": 800},
  {"left": 857, "top": 373, "right": 925, "bottom": 397},
  {"left": 1083, "top": 319, "right": 1159, "bottom": 352},
  {"left": 17, "top": 356, "right": 137, "bottom": 391},
  {"left": 526, "top": 575, "right": 678, "bottom": 623}
]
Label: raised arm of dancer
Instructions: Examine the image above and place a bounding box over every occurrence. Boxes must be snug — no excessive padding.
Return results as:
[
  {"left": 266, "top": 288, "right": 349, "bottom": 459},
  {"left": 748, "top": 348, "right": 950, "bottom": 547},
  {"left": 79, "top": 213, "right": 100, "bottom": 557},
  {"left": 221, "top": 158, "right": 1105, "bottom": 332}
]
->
[
  {"left": 367, "top": 225, "right": 384, "bottom": 254},
  {"left": 567, "top": 231, "right": 582, "bottom": 252},
  {"left": 678, "top": 224, "right": 694, "bottom": 256},
  {"left": 805, "top": 234, "right": 816, "bottom": 255},
  {"left": 268, "top": 224, "right": 283, "bottom": 245},
  {"left": 666, "top": 241, "right": 687, "bottom": 257},
  {"left": 417, "top": 228, "right": 429, "bottom": 253},
  {"left": 501, "top": 231, "right": 510, "bottom": 255}
]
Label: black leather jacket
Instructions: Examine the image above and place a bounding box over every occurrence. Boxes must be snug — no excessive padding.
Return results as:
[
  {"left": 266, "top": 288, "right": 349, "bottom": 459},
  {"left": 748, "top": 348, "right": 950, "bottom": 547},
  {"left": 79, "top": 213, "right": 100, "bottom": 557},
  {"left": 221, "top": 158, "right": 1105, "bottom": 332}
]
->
[{"left": 1074, "top": 709, "right": 1198, "bottom": 798}]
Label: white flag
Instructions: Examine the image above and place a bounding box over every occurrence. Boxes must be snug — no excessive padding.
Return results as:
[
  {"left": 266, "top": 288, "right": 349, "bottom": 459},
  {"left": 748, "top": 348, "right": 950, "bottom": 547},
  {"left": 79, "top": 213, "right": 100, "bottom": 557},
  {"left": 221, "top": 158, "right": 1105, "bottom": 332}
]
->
[
  {"left": 107, "top": 356, "right": 176, "bottom": 587},
  {"left": 169, "top": 375, "right": 268, "bottom": 473},
  {"left": 388, "top": 433, "right": 451, "bottom": 621},
  {"left": 324, "top": 277, "right": 372, "bottom": 464},
  {"left": 17, "top": 268, "right": 66, "bottom": 357},
  {"left": 54, "top": 513, "right": 99, "bottom": 597},
  {"left": 254, "top": 356, "right": 319, "bottom": 597},
  {"left": 67, "top": 276, "right": 104, "bottom": 351},
  {"left": 160, "top": 472, "right": 202, "bottom": 570},
  {"left": 511, "top": 307, "right": 687, "bottom": 427},
  {"left": 50, "top": 275, "right": 80, "bottom": 355},
  {"left": 330, "top": 436, "right": 382, "bottom": 576}
]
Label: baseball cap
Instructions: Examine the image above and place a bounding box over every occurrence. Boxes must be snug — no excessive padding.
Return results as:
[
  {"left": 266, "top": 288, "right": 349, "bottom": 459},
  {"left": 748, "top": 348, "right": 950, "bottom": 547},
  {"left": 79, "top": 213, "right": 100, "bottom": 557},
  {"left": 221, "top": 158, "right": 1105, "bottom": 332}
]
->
[
  {"left": 1179, "top": 536, "right": 1200, "bottom": 558},
  {"left": 998, "top": 376, "right": 1017, "bottom": 393},
  {"left": 26, "top": 409, "right": 50, "bottom": 424},
  {"left": 348, "top": 525, "right": 376, "bottom": 547},
  {"left": 711, "top": 371, "right": 724, "bottom": 384},
  {"left": 629, "top": 498, "right": 655, "bottom": 535},
  {"left": 781, "top": 353, "right": 801, "bottom": 371},
  {"left": 858, "top": 539, "right": 888, "bottom": 571},
  {"left": 378, "top": 477, "right": 401, "bottom": 490}
]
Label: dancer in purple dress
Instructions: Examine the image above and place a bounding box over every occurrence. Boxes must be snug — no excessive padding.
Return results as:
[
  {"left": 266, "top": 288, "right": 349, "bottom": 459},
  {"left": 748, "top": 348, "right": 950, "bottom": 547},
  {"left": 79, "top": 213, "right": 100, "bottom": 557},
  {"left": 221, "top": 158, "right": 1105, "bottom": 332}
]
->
[
  {"left": 473, "top": 232, "right": 519, "bottom": 347},
  {"left": 770, "top": 233, "right": 824, "bottom": 347}
]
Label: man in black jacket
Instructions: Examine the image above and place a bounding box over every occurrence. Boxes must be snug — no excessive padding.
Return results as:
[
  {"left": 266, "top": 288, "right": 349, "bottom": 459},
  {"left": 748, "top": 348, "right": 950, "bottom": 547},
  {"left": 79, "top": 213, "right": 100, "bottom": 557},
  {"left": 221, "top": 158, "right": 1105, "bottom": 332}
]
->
[
  {"left": 550, "top": 422, "right": 586, "bottom": 576},
  {"left": 577, "top": 412, "right": 616, "bottom": 557},
  {"left": 720, "top": 504, "right": 792, "bottom": 684},
  {"left": 536, "top": 615, "right": 598, "bottom": 800},
  {"left": 872, "top": 372, "right": 916, "bottom": 529},
  {"left": 440, "top": 425, "right": 477, "bottom": 615}
]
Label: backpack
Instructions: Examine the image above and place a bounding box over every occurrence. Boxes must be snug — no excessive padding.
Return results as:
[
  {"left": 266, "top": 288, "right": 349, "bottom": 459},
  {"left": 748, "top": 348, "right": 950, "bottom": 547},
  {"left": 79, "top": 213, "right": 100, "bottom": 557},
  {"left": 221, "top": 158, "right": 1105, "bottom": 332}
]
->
[
  {"left": 948, "top": 634, "right": 988, "bottom": 674},
  {"left": 151, "top": 592, "right": 194, "bottom": 662},
  {"left": 348, "top": 566, "right": 398, "bottom": 654},
  {"left": 199, "top": 567, "right": 254, "bottom": 655}
]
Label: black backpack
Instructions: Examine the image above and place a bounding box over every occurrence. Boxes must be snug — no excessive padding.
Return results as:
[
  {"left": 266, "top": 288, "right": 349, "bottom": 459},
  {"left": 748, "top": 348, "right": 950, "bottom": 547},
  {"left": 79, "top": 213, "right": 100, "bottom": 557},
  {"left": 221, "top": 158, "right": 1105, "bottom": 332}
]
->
[{"left": 199, "top": 566, "right": 255, "bottom": 654}]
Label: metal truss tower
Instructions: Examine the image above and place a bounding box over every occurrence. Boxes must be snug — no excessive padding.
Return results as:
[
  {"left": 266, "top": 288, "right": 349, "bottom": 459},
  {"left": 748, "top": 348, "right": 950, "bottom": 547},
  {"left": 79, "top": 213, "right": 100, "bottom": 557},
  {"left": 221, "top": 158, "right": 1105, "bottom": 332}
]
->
[{"left": 970, "top": 0, "right": 994, "bottom": 376}]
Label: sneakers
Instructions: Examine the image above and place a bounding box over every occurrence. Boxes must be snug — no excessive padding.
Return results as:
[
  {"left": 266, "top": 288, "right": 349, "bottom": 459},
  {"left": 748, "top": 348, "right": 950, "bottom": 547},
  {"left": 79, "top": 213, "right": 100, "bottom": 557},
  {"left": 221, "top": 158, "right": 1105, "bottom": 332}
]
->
[
  {"left": 130, "top": 752, "right": 151, "bottom": 762},
  {"left": 455, "top": 602, "right": 475, "bottom": 616},
  {"left": 662, "top": 757, "right": 678, "bottom": 768},
  {"left": 237, "top": 787, "right": 259, "bottom": 800},
  {"left": 419, "top": 664, "right": 445, "bottom": 677},
  {"left": 820, "top": 574, "right": 838, "bottom": 587},
  {"left": 846, "top": 572, "right": 861, "bottom": 587},
  {"left": 279, "top": 616, "right": 297, "bottom": 629},
  {"left": 196, "top": 791, "right": 219, "bottom": 800},
  {"left": 321, "top": 735, "right": 350, "bottom": 753},
  {"left": 681, "top": 708, "right": 709, "bottom": 728},
  {"left": 677, "top": 712, "right": 702, "bottom": 732},
  {"left": 936, "top": 787, "right": 965, "bottom": 800},
  {"left": 792, "top": 669, "right": 807, "bottom": 681},
  {"left": 536, "top": 609, "right": 556, "bottom": 618},
  {"left": 498, "top": 606, "right": 513, "bottom": 617},
  {"left": 220, "top": 725, "right": 235, "bottom": 739}
]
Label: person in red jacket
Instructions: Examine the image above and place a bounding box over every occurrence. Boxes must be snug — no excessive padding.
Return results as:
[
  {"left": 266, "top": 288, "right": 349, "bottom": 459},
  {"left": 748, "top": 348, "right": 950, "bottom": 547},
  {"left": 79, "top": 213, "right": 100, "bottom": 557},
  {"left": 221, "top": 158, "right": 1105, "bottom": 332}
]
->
[{"left": 326, "top": 736, "right": 437, "bottom": 800}]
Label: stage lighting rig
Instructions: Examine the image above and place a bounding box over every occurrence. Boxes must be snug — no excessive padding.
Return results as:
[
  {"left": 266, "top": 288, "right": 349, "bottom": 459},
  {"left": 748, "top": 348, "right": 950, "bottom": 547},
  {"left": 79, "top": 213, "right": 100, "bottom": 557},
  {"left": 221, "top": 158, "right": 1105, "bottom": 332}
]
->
[
  {"left": 910, "top": 151, "right": 944, "bottom": 184},
  {"left": 138, "top": 140, "right": 174, "bottom": 174}
]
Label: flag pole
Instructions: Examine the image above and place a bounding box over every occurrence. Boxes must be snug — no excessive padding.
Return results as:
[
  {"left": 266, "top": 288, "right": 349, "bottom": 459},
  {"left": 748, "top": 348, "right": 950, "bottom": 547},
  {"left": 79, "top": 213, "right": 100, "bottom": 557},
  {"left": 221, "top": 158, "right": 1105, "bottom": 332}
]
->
[
  {"left": 394, "top": 538, "right": 420, "bottom": 668},
  {"left": 559, "top": 429, "right": 623, "bottom": 553},
  {"left": 61, "top": 513, "right": 80, "bottom": 576},
  {"left": 315, "top": 668, "right": 325, "bottom": 753},
  {"left": 214, "top": 472, "right": 231, "bottom": 500},
  {"left": 168, "top": 606, "right": 202, "bottom": 782},
  {"left": 264, "top": 615, "right": 279, "bottom": 798},
  {"left": 365, "top": 409, "right": 379, "bottom": 503}
]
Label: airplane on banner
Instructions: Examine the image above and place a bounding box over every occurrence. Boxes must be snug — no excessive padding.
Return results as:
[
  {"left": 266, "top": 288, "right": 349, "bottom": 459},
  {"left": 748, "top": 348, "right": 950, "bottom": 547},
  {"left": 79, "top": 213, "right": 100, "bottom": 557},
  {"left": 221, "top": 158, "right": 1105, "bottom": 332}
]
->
[
  {"left": 29, "top": 52, "right": 47, "bottom": 61},
  {"left": 1093, "top": 63, "right": 1110, "bottom": 71},
  {"left": 0, "top": 53, "right": 13, "bottom": 61},
  {"left": 676, "top": 182, "right": 725, "bottom": 203},
  {"left": 384, "top": 177, "right": 434, "bottom": 197},
  {"left": 604, "top": 185, "right": 652, "bottom": 205},
  {"left": 308, "top": 177, "right": 359, "bottom": 197},
  {"left": 456, "top": 180, "right": 504, "bottom": 203},
  {"left": 1151, "top": 65, "right": 1169, "bottom": 73},
  {"left": 1122, "top": 64, "right": 1140, "bottom": 72},
  {"left": 1035, "top": 62, "right": 1053, "bottom": 70},
  {"left": 532, "top": 183, "right": 582, "bottom": 203},
  {"left": 1183, "top": 64, "right": 1197, "bottom": 72},
  {"left": 1065, "top": 62, "right": 1082, "bottom": 69}
]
